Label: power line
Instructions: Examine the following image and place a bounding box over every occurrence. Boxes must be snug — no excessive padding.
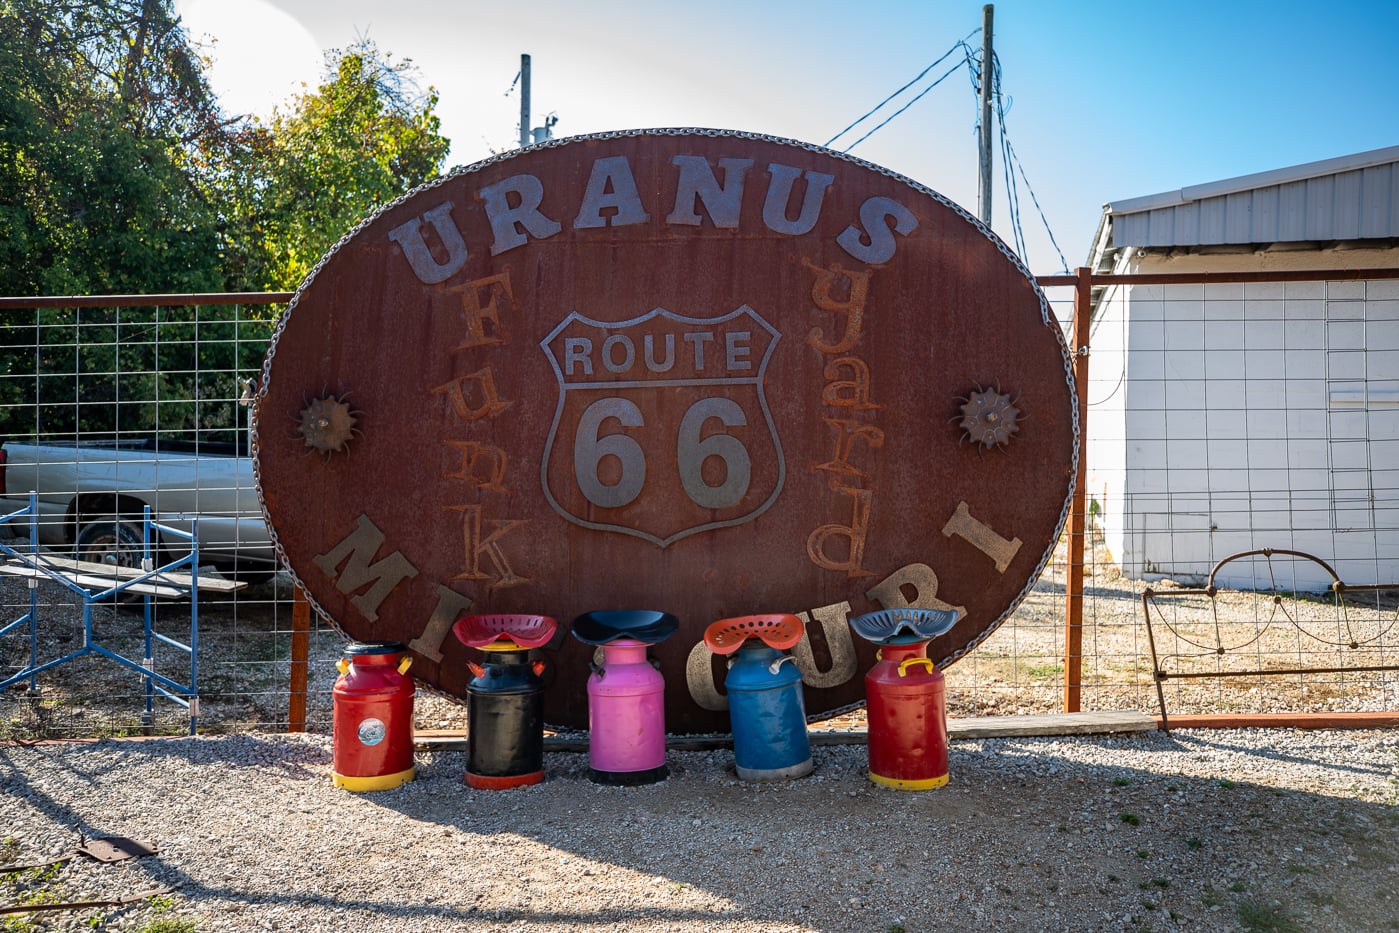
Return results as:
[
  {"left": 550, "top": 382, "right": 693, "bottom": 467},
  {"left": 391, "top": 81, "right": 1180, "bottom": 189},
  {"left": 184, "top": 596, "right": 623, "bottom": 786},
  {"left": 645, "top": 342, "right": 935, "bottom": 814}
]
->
[
  {"left": 825, "top": 30, "right": 979, "bottom": 149},
  {"left": 1007, "top": 137, "right": 1070, "bottom": 273},
  {"left": 991, "top": 53, "right": 1070, "bottom": 272},
  {"left": 822, "top": 24, "right": 1071, "bottom": 273},
  {"left": 839, "top": 52, "right": 974, "bottom": 153}
]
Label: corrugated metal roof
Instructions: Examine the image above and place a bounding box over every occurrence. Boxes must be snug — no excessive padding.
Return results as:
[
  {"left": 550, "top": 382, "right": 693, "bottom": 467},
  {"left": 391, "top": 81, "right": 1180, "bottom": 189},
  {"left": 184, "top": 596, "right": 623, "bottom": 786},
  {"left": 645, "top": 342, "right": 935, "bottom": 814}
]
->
[{"left": 1107, "top": 144, "right": 1399, "bottom": 248}]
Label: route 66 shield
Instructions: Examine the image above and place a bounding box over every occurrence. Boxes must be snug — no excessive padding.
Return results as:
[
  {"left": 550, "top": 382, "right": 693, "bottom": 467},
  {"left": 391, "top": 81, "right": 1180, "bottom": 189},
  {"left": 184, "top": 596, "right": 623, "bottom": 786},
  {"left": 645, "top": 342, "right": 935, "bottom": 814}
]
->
[{"left": 539, "top": 306, "right": 785, "bottom": 547}]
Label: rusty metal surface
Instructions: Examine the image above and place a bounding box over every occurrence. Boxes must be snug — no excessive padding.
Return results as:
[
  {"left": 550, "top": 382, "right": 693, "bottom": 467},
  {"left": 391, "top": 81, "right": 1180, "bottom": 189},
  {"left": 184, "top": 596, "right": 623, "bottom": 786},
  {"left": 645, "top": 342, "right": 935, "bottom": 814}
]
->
[
  {"left": 76, "top": 837, "right": 157, "bottom": 863},
  {"left": 253, "top": 129, "right": 1077, "bottom": 733}
]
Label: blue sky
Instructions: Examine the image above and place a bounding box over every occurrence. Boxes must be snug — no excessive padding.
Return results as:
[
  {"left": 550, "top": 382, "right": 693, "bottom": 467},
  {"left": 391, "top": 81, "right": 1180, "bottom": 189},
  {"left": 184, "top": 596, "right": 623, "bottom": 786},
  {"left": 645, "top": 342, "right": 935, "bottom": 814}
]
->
[{"left": 178, "top": 0, "right": 1399, "bottom": 276}]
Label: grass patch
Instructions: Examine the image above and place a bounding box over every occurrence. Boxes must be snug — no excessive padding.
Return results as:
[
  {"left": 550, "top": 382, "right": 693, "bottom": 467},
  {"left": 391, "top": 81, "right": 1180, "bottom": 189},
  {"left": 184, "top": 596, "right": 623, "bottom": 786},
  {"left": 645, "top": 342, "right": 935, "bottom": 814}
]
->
[
  {"left": 1025, "top": 662, "right": 1063, "bottom": 678},
  {"left": 1237, "top": 901, "right": 1301, "bottom": 933}
]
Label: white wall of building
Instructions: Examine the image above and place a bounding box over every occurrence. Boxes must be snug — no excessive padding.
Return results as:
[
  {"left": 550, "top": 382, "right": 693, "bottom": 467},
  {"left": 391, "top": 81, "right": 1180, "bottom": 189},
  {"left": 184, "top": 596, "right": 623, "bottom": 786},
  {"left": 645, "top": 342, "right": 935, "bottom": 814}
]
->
[{"left": 1089, "top": 247, "right": 1399, "bottom": 590}]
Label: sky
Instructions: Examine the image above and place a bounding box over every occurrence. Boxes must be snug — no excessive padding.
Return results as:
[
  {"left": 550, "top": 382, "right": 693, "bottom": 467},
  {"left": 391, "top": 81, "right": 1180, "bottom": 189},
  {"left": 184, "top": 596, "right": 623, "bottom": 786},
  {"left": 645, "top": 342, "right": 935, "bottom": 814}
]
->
[{"left": 173, "top": 0, "right": 1399, "bottom": 278}]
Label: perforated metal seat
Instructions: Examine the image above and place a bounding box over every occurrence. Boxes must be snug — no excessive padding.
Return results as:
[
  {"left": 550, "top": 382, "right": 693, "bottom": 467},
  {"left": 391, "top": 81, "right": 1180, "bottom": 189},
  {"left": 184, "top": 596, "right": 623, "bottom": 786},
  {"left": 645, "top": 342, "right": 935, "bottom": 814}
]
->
[
  {"left": 703, "top": 613, "right": 805, "bottom": 654},
  {"left": 849, "top": 608, "right": 958, "bottom": 646},
  {"left": 453, "top": 613, "right": 559, "bottom": 650}
]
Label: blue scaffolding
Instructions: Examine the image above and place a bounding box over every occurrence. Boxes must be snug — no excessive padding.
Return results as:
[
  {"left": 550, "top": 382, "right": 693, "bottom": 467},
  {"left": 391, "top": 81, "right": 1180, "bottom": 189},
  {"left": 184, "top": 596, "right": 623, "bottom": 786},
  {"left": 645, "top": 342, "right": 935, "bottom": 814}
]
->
[{"left": 0, "top": 493, "right": 202, "bottom": 733}]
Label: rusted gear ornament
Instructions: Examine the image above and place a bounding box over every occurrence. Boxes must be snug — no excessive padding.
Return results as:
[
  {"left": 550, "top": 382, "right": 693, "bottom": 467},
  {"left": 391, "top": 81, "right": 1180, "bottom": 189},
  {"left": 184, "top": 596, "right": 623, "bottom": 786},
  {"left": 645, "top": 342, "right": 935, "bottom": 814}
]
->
[
  {"left": 298, "top": 394, "right": 359, "bottom": 455},
  {"left": 958, "top": 387, "right": 1021, "bottom": 450}
]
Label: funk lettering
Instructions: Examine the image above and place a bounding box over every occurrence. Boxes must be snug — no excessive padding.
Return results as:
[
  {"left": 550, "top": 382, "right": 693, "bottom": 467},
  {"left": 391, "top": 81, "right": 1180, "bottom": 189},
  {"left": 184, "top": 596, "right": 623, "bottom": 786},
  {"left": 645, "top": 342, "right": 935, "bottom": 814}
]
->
[
  {"left": 443, "top": 271, "right": 513, "bottom": 351},
  {"left": 448, "top": 504, "right": 530, "bottom": 589},
  {"left": 444, "top": 441, "right": 510, "bottom": 493},
  {"left": 431, "top": 367, "right": 514, "bottom": 422}
]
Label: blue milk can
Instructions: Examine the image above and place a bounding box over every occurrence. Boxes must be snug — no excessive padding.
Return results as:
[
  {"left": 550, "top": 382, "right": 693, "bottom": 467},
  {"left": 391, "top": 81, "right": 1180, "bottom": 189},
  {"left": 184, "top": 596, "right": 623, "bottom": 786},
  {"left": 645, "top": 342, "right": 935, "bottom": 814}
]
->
[{"left": 704, "top": 614, "right": 813, "bottom": 781}]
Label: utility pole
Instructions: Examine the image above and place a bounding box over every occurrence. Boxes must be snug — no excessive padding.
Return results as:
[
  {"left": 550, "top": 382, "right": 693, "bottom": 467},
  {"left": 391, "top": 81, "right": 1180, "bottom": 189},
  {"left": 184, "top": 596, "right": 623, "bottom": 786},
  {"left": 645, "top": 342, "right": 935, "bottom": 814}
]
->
[
  {"left": 977, "top": 4, "right": 994, "bottom": 227},
  {"left": 519, "top": 53, "right": 531, "bottom": 149}
]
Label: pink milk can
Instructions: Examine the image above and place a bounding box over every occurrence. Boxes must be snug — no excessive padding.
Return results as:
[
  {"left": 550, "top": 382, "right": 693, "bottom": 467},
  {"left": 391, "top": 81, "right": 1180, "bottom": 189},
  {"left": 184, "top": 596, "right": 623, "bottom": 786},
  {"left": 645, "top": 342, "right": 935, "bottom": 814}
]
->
[{"left": 570, "top": 611, "right": 679, "bottom": 785}]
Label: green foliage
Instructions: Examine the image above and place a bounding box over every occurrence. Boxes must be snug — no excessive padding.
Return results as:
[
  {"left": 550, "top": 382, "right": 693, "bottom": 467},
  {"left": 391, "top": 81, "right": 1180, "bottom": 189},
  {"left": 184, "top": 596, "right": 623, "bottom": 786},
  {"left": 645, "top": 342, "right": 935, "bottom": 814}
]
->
[
  {"left": 225, "top": 40, "right": 450, "bottom": 291},
  {"left": 0, "top": 0, "right": 229, "bottom": 297},
  {"left": 0, "top": 3, "right": 449, "bottom": 297},
  {"left": 0, "top": 3, "right": 448, "bottom": 440}
]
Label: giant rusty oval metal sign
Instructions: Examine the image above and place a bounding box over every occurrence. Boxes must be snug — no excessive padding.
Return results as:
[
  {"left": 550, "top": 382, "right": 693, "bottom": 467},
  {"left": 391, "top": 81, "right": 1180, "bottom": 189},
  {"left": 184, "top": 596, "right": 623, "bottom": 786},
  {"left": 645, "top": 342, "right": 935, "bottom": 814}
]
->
[{"left": 253, "top": 128, "right": 1077, "bottom": 733}]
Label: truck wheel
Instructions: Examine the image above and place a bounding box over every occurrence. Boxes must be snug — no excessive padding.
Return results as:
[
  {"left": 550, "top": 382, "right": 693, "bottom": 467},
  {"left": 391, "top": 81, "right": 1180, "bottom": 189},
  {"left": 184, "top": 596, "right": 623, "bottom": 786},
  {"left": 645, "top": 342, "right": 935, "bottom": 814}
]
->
[{"left": 75, "top": 520, "right": 147, "bottom": 571}]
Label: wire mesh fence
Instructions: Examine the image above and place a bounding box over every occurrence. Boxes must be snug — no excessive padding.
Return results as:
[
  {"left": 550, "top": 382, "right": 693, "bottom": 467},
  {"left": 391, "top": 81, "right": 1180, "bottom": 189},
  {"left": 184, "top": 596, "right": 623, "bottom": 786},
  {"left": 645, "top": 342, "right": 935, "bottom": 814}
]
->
[
  {"left": 1, "top": 276, "right": 1395, "bottom": 740},
  {"left": 1079, "top": 273, "right": 1399, "bottom": 720}
]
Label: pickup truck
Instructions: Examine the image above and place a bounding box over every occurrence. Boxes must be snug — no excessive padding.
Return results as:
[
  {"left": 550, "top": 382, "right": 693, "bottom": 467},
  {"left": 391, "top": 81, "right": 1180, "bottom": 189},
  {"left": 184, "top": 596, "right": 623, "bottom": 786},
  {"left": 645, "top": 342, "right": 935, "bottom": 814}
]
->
[{"left": 0, "top": 439, "right": 278, "bottom": 584}]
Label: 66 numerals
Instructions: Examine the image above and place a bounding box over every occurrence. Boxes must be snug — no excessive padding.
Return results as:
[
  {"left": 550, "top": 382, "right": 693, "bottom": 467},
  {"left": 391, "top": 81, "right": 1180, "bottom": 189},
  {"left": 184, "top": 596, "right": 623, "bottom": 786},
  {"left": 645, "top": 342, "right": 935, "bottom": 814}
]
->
[{"left": 573, "top": 396, "right": 752, "bottom": 510}]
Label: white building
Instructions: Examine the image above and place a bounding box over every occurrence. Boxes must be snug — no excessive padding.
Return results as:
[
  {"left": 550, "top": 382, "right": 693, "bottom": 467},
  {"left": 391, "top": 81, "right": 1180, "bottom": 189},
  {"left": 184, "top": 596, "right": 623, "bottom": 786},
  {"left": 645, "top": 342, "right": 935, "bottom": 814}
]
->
[{"left": 1086, "top": 146, "right": 1399, "bottom": 590}]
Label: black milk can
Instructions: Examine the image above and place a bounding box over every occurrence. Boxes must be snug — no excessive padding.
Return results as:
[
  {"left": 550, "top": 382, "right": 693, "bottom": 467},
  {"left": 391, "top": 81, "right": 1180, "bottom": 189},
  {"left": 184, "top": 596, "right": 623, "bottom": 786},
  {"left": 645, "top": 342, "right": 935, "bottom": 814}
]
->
[{"left": 454, "top": 614, "right": 558, "bottom": 790}]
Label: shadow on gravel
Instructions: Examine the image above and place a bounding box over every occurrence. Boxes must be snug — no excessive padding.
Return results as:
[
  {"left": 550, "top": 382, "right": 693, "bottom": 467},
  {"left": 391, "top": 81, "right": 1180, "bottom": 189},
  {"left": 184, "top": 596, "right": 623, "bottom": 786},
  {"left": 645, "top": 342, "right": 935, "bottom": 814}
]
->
[
  {"left": 3, "top": 732, "right": 1397, "bottom": 932},
  {"left": 1166, "top": 730, "right": 1396, "bottom": 782}
]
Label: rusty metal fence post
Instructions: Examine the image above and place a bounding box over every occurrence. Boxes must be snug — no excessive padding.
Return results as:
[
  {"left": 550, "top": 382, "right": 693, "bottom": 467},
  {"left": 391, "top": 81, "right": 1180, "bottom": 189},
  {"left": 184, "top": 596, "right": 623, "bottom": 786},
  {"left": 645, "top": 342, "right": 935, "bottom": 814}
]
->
[
  {"left": 1062, "top": 267, "right": 1092, "bottom": 712},
  {"left": 288, "top": 587, "right": 311, "bottom": 732}
]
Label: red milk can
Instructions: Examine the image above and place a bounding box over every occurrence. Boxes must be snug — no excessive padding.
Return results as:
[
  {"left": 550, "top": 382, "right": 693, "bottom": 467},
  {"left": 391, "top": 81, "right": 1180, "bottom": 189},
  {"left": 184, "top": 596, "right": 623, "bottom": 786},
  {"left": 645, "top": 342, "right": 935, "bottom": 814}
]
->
[
  {"left": 865, "top": 642, "right": 948, "bottom": 790},
  {"left": 331, "top": 641, "right": 416, "bottom": 791},
  {"left": 851, "top": 608, "right": 958, "bottom": 792}
]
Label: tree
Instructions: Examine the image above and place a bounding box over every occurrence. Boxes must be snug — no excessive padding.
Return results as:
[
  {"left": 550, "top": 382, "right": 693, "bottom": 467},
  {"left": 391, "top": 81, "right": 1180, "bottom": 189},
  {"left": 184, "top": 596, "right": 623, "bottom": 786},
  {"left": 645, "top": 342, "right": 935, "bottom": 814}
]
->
[
  {"left": 0, "top": 6, "right": 450, "bottom": 440},
  {"left": 0, "top": 0, "right": 231, "bottom": 297},
  {"left": 0, "top": 0, "right": 239, "bottom": 440},
  {"left": 226, "top": 42, "right": 451, "bottom": 291}
]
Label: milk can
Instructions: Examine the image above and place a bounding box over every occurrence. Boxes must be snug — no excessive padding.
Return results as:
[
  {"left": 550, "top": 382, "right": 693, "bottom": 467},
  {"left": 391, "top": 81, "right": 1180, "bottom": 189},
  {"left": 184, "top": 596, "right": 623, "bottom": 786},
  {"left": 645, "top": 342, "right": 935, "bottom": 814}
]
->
[
  {"left": 850, "top": 608, "right": 958, "bottom": 791},
  {"left": 454, "top": 614, "right": 558, "bottom": 790},
  {"left": 704, "top": 613, "right": 813, "bottom": 781},
  {"left": 571, "top": 610, "right": 678, "bottom": 785},
  {"left": 331, "top": 641, "right": 415, "bottom": 791}
]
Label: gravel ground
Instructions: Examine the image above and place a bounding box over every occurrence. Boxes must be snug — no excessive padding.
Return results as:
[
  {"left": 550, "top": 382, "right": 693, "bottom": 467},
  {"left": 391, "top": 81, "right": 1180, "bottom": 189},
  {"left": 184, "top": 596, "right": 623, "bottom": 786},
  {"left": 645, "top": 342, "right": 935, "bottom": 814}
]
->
[{"left": 3, "top": 728, "right": 1397, "bottom": 932}]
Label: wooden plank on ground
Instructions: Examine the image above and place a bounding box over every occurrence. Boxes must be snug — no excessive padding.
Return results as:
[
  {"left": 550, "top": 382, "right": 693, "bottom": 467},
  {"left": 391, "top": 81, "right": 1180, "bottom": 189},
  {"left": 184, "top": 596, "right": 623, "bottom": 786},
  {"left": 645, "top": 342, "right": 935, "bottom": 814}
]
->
[
  {"left": 948, "top": 710, "right": 1157, "bottom": 738},
  {"left": 5, "top": 555, "right": 245, "bottom": 592},
  {"left": 413, "top": 711, "right": 1159, "bottom": 752},
  {"left": 0, "top": 562, "right": 184, "bottom": 598},
  {"left": 1160, "top": 712, "right": 1399, "bottom": 731}
]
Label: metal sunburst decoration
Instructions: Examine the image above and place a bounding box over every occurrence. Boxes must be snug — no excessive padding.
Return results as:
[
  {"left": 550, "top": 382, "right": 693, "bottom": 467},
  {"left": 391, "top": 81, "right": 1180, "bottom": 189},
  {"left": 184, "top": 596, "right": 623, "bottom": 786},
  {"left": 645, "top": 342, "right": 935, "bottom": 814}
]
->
[
  {"left": 297, "top": 392, "right": 361, "bottom": 456},
  {"left": 955, "top": 386, "right": 1021, "bottom": 451}
]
